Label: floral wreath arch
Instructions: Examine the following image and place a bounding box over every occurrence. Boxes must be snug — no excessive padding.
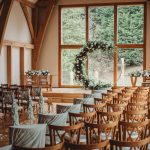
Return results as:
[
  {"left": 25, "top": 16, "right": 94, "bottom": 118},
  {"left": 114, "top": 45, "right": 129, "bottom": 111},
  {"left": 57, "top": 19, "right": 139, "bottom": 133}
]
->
[{"left": 73, "top": 41, "right": 112, "bottom": 89}]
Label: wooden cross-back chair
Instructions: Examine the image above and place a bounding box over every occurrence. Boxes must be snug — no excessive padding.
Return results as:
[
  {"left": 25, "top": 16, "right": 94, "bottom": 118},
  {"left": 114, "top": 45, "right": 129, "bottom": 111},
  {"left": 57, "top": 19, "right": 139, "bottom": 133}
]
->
[
  {"left": 97, "top": 111, "right": 123, "bottom": 124},
  {"left": 1, "top": 84, "right": 8, "bottom": 88},
  {"left": 19, "top": 88, "right": 38, "bottom": 112},
  {"left": 125, "top": 87, "right": 138, "bottom": 91},
  {"left": 83, "top": 103, "right": 106, "bottom": 113},
  {"left": 68, "top": 112, "right": 96, "bottom": 145},
  {"left": 48, "top": 123, "right": 84, "bottom": 146},
  {"left": 133, "top": 92, "right": 148, "bottom": 99},
  {"left": 118, "top": 120, "right": 150, "bottom": 142},
  {"left": 131, "top": 96, "right": 148, "bottom": 103},
  {"left": 9, "top": 84, "right": 19, "bottom": 99},
  {"left": 65, "top": 139, "right": 109, "bottom": 150},
  {"left": 3, "top": 91, "right": 23, "bottom": 116},
  {"left": 102, "top": 92, "right": 118, "bottom": 100},
  {"left": 32, "top": 87, "right": 42, "bottom": 101},
  {"left": 112, "top": 97, "right": 129, "bottom": 104},
  {"left": 85, "top": 121, "right": 118, "bottom": 144},
  {"left": 0, "top": 86, "right": 10, "bottom": 113},
  {"left": 107, "top": 103, "right": 127, "bottom": 112},
  {"left": 127, "top": 102, "right": 147, "bottom": 111},
  {"left": 94, "top": 98, "right": 112, "bottom": 104},
  {"left": 3, "top": 91, "right": 14, "bottom": 115},
  {"left": 123, "top": 110, "right": 148, "bottom": 122},
  {"left": 110, "top": 137, "right": 150, "bottom": 150},
  {"left": 69, "top": 111, "right": 96, "bottom": 125},
  {"left": 13, "top": 141, "right": 64, "bottom": 150},
  {"left": 139, "top": 86, "right": 150, "bottom": 91},
  {"left": 19, "top": 88, "right": 30, "bottom": 109}
]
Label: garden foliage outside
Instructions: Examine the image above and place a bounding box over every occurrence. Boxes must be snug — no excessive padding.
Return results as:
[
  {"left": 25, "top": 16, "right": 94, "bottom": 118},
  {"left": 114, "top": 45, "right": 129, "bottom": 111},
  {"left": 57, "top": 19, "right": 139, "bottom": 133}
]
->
[{"left": 61, "top": 5, "right": 144, "bottom": 85}]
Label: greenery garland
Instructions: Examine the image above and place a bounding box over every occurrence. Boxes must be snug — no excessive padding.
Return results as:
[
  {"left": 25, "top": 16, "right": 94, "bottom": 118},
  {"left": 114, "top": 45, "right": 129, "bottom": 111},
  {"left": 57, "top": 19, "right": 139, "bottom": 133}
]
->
[{"left": 73, "top": 41, "right": 112, "bottom": 90}]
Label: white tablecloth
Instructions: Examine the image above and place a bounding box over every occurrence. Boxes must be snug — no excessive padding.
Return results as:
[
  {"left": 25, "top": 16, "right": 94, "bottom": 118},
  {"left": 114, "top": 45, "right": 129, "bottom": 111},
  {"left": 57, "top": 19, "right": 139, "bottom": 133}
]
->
[
  {"left": 0, "top": 145, "right": 12, "bottom": 150},
  {"left": 9, "top": 124, "right": 46, "bottom": 148},
  {"left": 38, "top": 112, "right": 68, "bottom": 125}
]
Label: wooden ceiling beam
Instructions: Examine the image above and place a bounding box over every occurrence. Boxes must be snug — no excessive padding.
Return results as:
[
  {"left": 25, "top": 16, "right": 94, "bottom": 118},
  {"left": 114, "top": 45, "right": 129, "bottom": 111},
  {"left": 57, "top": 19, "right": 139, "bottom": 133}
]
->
[
  {"left": 32, "top": 0, "right": 57, "bottom": 69},
  {"left": 16, "top": 0, "right": 35, "bottom": 8},
  {"left": 0, "top": 0, "right": 14, "bottom": 53},
  {"left": 20, "top": 3, "right": 34, "bottom": 40},
  {"left": 0, "top": 0, "right": 4, "bottom": 12}
]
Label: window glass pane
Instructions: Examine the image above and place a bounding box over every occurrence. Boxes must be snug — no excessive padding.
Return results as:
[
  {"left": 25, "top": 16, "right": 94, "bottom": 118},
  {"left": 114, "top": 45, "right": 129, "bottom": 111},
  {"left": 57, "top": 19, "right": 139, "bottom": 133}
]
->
[
  {"left": 117, "top": 5, "right": 144, "bottom": 44},
  {"left": 88, "top": 49, "right": 114, "bottom": 84},
  {"left": 89, "top": 6, "right": 114, "bottom": 44},
  {"left": 117, "top": 48, "right": 143, "bottom": 86},
  {"left": 61, "top": 49, "right": 81, "bottom": 85},
  {"left": 61, "top": 8, "right": 86, "bottom": 45}
]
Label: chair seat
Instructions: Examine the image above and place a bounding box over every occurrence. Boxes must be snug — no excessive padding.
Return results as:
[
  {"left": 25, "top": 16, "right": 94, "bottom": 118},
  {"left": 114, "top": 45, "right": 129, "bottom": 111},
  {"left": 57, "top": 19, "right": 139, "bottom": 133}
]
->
[{"left": 64, "top": 134, "right": 86, "bottom": 143}]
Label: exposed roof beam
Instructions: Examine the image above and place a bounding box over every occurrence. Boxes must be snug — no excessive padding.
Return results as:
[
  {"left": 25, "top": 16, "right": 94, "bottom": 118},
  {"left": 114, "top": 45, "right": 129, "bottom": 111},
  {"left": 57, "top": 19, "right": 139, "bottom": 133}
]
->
[
  {"left": 16, "top": 0, "right": 35, "bottom": 8},
  {"left": 0, "top": 0, "right": 14, "bottom": 52},
  {"left": 32, "top": 0, "right": 57, "bottom": 69},
  {"left": 20, "top": 3, "right": 34, "bottom": 40}
]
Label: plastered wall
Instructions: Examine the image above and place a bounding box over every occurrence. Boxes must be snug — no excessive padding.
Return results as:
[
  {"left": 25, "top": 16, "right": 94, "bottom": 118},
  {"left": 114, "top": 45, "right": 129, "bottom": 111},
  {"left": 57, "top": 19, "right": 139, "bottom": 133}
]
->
[{"left": 0, "top": 1, "right": 32, "bottom": 84}]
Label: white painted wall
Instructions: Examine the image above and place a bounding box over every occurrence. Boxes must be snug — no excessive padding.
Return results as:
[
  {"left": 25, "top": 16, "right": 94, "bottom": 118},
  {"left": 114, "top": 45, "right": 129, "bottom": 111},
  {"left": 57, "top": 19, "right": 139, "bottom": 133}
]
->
[
  {"left": 12, "top": 47, "right": 20, "bottom": 84},
  {"left": 0, "top": 1, "right": 32, "bottom": 84},
  {"left": 24, "top": 49, "right": 32, "bottom": 73},
  {"left": 0, "top": 46, "right": 7, "bottom": 84},
  {"left": 4, "top": 1, "right": 31, "bottom": 43},
  {"left": 39, "top": 0, "right": 150, "bottom": 87}
]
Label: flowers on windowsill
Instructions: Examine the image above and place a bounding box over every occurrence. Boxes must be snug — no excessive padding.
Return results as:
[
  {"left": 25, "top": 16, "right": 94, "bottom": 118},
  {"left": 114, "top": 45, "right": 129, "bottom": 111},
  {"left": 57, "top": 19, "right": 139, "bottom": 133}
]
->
[
  {"left": 129, "top": 70, "right": 150, "bottom": 77},
  {"left": 25, "top": 70, "right": 50, "bottom": 76}
]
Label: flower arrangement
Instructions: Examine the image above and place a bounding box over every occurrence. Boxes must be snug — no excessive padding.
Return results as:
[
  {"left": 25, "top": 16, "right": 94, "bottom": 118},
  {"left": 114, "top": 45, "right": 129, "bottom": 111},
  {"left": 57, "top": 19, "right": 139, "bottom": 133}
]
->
[
  {"left": 88, "top": 81, "right": 111, "bottom": 90},
  {"left": 73, "top": 41, "right": 112, "bottom": 89},
  {"left": 25, "top": 70, "right": 50, "bottom": 76},
  {"left": 129, "top": 70, "right": 150, "bottom": 77}
]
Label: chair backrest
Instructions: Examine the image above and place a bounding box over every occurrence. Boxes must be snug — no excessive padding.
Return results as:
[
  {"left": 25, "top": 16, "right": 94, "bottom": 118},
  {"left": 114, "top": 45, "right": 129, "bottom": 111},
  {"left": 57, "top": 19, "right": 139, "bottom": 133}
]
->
[
  {"left": 113, "top": 97, "right": 129, "bottom": 104},
  {"left": 83, "top": 103, "right": 106, "bottom": 113},
  {"left": 48, "top": 123, "right": 84, "bottom": 145},
  {"left": 107, "top": 103, "right": 127, "bottom": 112},
  {"left": 94, "top": 98, "right": 111, "bottom": 104},
  {"left": 13, "top": 141, "right": 64, "bottom": 150},
  {"left": 3, "top": 91, "right": 14, "bottom": 104},
  {"left": 10, "top": 85, "right": 19, "bottom": 98},
  {"left": 66, "top": 140, "right": 109, "bottom": 150},
  {"left": 131, "top": 97, "right": 148, "bottom": 103},
  {"left": 110, "top": 137, "right": 150, "bottom": 150},
  {"left": 123, "top": 109, "right": 148, "bottom": 122},
  {"left": 56, "top": 104, "right": 81, "bottom": 114},
  {"left": 118, "top": 120, "right": 150, "bottom": 141},
  {"left": 32, "top": 87, "right": 42, "bottom": 97},
  {"left": 1, "top": 84, "right": 8, "bottom": 88},
  {"left": 69, "top": 111, "right": 96, "bottom": 125},
  {"left": 85, "top": 121, "right": 118, "bottom": 144},
  {"left": 19, "top": 88, "right": 30, "bottom": 100},
  {"left": 127, "top": 102, "right": 147, "bottom": 111},
  {"left": 97, "top": 111, "right": 123, "bottom": 123}
]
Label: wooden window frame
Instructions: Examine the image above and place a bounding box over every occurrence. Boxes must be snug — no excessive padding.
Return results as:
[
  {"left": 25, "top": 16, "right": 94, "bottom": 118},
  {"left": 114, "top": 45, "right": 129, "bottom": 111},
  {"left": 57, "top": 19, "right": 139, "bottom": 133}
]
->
[{"left": 58, "top": 2, "right": 146, "bottom": 88}]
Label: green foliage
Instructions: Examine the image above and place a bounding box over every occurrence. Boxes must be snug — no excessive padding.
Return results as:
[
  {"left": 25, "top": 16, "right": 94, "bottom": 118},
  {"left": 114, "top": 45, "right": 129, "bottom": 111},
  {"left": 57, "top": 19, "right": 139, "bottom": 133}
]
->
[
  {"left": 61, "top": 5, "right": 144, "bottom": 85},
  {"left": 118, "top": 49, "right": 143, "bottom": 66}
]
